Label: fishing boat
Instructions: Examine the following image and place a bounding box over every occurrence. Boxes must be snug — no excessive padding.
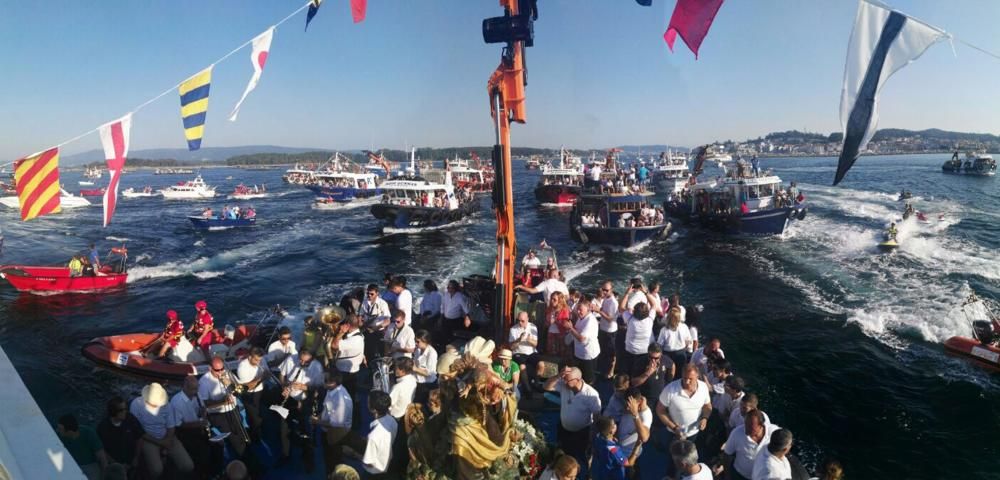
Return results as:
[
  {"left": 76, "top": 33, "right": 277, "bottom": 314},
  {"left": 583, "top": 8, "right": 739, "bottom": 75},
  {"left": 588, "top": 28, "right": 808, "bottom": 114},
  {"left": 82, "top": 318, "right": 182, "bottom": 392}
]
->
[
  {"left": 159, "top": 175, "right": 216, "bottom": 199},
  {"left": 154, "top": 167, "right": 195, "bottom": 175},
  {"left": 570, "top": 193, "right": 670, "bottom": 247},
  {"left": 664, "top": 155, "right": 807, "bottom": 236},
  {"left": 704, "top": 145, "right": 733, "bottom": 163},
  {"left": 534, "top": 150, "right": 583, "bottom": 206},
  {"left": 79, "top": 187, "right": 106, "bottom": 197},
  {"left": 0, "top": 189, "right": 91, "bottom": 210},
  {"left": 312, "top": 196, "right": 377, "bottom": 211},
  {"left": 188, "top": 212, "right": 257, "bottom": 230},
  {"left": 941, "top": 151, "right": 997, "bottom": 176},
  {"left": 227, "top": 184, "right": 270, "bottom": 200},
  {"left": 525, "top": 155, "right": 543, "bottom": 170},
  {"left": 304, "top": 154, "right": 382, "bottom": 202},
  {"left": 81, "top": 325, "right": 261, "bottom": 382},
  {"left": 651, "top": 150, "right": 692, "bottom": 194},
  {"left": 122, "top": 187, "right": 159, "bottom": 198},
  {"left": 370, "top": 171, "right": 476, "bottom": 231},
  {"left": 84, "top": 166, "right": 102, "bottom": 180},
  {"left": 0, "top": 247, "right": 129, "bottom": 294},
  {"left": 944, "top": 294, "right": 1000, "bottom": 373},
  {"left": 446, "top": 154, "right": 493, "bottom": 194},
  {"left": 282, "top": 164, "right": 317, "bottom": 184}
]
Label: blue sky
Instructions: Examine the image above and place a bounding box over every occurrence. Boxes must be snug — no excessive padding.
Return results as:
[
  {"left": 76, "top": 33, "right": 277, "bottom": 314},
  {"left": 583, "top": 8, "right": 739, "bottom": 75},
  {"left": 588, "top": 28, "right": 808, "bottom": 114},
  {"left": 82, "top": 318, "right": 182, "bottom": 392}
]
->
[{"left": 1, "top": 0, "right": 999, "bottom": 160}]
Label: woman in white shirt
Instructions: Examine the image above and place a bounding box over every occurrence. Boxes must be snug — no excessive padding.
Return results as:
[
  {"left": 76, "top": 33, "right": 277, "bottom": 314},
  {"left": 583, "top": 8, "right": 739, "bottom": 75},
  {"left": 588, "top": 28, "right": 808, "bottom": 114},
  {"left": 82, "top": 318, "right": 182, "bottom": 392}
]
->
[
  {"left": 656, "top": 307, "right": 692, "bottom": 380},
  {"left": 411, "top": 330, "right": 438, "bottom": 404}
]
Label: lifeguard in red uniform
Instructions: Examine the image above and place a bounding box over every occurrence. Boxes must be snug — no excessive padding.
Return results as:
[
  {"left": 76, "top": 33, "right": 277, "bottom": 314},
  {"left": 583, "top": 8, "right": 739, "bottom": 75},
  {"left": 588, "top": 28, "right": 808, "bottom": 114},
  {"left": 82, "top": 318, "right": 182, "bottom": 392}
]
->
[
  {"left": 155, "top": 310, "right": 185, "bottom": 358},
  {"left": 189, "top": 300, "right": 215, "bottom": 350}
]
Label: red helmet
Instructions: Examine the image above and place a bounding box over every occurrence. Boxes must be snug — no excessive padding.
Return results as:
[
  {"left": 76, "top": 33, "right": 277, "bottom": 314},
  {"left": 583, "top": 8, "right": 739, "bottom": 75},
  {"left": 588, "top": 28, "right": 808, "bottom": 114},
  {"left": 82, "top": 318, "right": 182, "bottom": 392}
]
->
[
  {"left": 195, "top": 300, "right": 208, "bottom": 310},
  {"left": 166, "top": 310, "right": 178, "bottom": 320}
]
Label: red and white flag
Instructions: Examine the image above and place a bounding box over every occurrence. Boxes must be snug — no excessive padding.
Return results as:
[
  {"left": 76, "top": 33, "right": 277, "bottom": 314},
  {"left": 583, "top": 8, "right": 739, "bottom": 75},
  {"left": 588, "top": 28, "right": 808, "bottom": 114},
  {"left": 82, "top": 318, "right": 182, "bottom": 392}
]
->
[
  {"left": 229, "top": 27, "right": 274, "bottom": 121},
  {"left": 99, "top": 114, "right": 131, "bottom": 227}
]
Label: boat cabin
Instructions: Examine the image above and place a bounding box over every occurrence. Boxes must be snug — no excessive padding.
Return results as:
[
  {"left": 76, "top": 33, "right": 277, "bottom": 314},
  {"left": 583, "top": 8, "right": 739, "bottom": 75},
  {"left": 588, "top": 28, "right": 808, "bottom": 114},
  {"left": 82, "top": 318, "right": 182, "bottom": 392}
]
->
[{"left": 379, "top": 177, "right": 459, "bottom": 210}]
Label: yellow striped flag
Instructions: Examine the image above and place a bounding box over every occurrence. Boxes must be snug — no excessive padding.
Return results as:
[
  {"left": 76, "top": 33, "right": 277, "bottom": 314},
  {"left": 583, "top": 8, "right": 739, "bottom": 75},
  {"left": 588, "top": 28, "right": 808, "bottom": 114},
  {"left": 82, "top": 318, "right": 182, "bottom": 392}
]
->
[
  {"left": 179, "top": 66, "right": 213, "bottom": 151},
  {"left": 14, "top": 147, "right": 62, "bottom": 221}
]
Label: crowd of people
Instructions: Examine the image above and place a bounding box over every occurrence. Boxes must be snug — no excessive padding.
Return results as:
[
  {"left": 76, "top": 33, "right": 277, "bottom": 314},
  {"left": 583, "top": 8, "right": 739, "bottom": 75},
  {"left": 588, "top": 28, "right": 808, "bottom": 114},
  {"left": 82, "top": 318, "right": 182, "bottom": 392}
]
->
[
  {"left": 55, "top": 270, "right": 844, "bottom": 480},
  {"left": 201, "top": 205, "right": 257, "bottom": 220},
  {"left": 583, "top": 161, "right": 652, "bottom": 196}
]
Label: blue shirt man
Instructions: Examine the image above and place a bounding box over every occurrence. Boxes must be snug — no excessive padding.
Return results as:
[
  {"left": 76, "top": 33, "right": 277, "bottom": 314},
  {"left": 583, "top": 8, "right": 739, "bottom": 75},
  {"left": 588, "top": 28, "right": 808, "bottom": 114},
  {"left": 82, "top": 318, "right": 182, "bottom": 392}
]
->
[{"left": 88, "top": 244, "right": 100, "bottom": 267}]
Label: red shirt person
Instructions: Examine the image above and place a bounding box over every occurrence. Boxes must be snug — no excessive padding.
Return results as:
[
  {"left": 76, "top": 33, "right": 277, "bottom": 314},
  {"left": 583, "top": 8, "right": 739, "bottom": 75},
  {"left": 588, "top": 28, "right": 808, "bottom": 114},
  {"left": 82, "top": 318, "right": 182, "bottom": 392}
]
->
[
  {"left": 156, "top": 310, "right": 185, "bottom": 358},
  {"left": 189, "top": 300, "right": 215, "bottom": 350}
]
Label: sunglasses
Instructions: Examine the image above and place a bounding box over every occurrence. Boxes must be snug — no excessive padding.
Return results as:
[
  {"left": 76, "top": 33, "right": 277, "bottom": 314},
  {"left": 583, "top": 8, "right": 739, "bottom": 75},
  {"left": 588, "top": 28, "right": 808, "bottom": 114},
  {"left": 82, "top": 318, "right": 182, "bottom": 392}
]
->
[{"left": 212, "top": 368, "right": 225, "bottom": 372}]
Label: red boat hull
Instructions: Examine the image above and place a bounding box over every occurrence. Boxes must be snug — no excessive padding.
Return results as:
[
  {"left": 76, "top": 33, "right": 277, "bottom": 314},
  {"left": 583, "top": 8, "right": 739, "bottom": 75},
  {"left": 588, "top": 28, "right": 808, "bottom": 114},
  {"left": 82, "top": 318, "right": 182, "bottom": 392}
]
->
[
  {"left": 943, "top": 336, "right": 1000, "bottom": 372},
  {"left": 0, "top": 266, "right": 127, "bottom": 294},
  {"left": 79, "top": 188, "right": 105, "bottom": 196},
  {"left": 81, "top": 326, "right": 257, "bottom": 383},
  {"left": 534, "top": 184, "right": 580, "bottom": 206}
]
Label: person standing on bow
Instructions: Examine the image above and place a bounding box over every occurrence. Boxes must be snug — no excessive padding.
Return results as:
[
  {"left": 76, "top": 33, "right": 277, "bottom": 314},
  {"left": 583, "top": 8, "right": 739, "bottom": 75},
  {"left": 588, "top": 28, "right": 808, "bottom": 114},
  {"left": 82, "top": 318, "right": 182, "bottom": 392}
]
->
[{"left": 188, "top": 300, "right": 215, "bottom": 351}]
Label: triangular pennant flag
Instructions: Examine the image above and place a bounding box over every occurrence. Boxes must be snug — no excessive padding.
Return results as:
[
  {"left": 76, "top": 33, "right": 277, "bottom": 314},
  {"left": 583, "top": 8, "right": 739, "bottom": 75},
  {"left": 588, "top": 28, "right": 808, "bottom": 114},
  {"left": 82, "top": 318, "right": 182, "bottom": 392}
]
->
[
  {"left": 351, "top": 0, "right": 367, "bottom": 23},
  {"left": 13, "top": 148, "right": 62, "bottom": 221},
  {"left": 834, "top": 0, "right": 945, "bottom": 185},
  {"left": 229, "top": 28, "right": 274, "bottom": 122},
  {"left": 98, "top": 114, "right": 132, "bottom": 227},
  {"left": 664, "top": 0, "right": 726, "bottom": 59},
  {"left": 305, "top": 0, "right": 323, "bottom": 31},
  {"left": 179, "top": 66, "right": 213, "bottom": 151}
]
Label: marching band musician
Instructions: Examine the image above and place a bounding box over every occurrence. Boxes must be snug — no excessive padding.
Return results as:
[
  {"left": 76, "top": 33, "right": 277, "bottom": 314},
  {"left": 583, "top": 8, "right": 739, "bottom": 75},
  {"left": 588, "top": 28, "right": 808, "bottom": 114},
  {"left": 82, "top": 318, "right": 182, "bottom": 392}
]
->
[
  {"left": 360, "top": 284, "right": 392, "bottom": 369},
  {"left": 234, "top": 347, "right": 270, "bottom": 443},
  {"left": 171, "top": 375, "right": 221, "bottom": 477},
  {"left": 276, "top": 349, "right": 324, "bottom": 468},
  {"left": 198, "top": 357, "right": 248, "bottom": 459},
  {"left": 188, "top": 300, "right": 214, "bottom": 351},
  {"left": 266, "top": 326, "right": 298, "bottom": 369},
  {"left": 315, "top": 370, "right": 353, "bottom": 477},
  {"left": 332, "top": 314, "right": 365, "bottom": 403}
]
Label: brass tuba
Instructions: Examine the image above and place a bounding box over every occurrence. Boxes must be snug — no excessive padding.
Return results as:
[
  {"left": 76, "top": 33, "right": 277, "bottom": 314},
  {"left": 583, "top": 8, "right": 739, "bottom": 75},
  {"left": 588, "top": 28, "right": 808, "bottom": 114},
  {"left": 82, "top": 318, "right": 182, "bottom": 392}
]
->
[{"left": 316, "top": 305, "right": 346, "bottom": 367}]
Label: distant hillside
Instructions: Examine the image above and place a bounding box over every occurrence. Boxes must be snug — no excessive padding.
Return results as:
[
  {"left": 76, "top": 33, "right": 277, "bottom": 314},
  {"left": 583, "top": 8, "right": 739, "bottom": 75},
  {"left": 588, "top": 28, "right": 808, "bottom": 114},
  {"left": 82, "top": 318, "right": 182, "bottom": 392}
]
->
[
  {"left": 225, "top": 147, "right": 563, "bottom": 166},
  {"left": 64, "top": 145, "right": 326, "bottom": 166},
  {"left": 869, "top": 128, "right": 1000, "bottom": 143},
  {"left": 617, "top": 145, "right": 690, "bottom": 153}
]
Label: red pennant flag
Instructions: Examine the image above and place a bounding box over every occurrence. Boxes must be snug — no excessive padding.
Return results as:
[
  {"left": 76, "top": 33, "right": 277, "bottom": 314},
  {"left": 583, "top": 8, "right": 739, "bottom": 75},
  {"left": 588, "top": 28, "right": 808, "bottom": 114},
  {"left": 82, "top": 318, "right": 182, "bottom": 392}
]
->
[
  {"left": 351, "top": 0, "right": 367, "bottom": 23},
  {"left": 664, "top": 0, "right": 726, "bottom": 59},
  {"left": 98, "top": 114, "right": 132, "bottom": 227}
]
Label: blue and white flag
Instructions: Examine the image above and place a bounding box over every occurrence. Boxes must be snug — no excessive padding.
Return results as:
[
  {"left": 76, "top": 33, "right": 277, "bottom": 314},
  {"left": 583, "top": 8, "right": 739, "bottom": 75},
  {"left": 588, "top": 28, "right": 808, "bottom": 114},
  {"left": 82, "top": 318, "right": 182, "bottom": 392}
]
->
[{"left": 834, "top": 0, "right": 946, "bottom": 185}]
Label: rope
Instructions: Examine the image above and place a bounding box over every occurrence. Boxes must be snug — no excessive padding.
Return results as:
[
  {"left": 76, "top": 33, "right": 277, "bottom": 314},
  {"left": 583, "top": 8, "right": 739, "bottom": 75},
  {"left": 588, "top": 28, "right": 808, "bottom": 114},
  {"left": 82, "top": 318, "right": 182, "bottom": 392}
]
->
[{"left": 5, "top": 1, "right": 312, "bottom": 167}]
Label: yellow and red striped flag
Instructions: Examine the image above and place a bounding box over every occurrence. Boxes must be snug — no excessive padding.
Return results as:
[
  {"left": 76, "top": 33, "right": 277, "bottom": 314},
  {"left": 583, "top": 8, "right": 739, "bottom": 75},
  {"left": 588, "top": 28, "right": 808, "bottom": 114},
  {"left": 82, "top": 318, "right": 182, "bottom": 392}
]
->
[{"left": 14, "top": 147, "right": 62, "bottom": 221}]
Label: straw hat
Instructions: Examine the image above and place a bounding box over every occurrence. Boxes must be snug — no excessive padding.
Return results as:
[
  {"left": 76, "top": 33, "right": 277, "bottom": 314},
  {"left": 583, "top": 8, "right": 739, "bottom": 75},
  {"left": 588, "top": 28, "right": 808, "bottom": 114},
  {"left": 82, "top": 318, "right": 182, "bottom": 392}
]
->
[
  {"left": 436, "top": 350, "right": 459, "bottom": 375},
  {"left": 497, "top": 348, "right": 513, "bottom": 360},
  {"left": 142, "top": 382, "right": 168, "bottom": 407},
  {"left": 464, "top": 336, "right": 495, "bottom": 365}
]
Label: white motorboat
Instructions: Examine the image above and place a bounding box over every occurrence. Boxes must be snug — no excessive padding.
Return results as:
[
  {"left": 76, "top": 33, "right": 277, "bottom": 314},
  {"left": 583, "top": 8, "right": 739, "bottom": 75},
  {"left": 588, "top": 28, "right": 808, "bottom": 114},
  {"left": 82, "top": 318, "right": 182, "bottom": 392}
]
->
[
  {"left": 122, "top": 187, "right": 159, "bottom": 198},
  {"left": 159, "top": 175, "right": 216, "bottom": 200},
  {"left": 79, "top": 180, "right": 95, "bottom": 186},
  {"left": 0, "top": 189, "right": 92, "bottom": 210},
  {"left": 84, "top": 166, "right": 103, "bottom": 180}
]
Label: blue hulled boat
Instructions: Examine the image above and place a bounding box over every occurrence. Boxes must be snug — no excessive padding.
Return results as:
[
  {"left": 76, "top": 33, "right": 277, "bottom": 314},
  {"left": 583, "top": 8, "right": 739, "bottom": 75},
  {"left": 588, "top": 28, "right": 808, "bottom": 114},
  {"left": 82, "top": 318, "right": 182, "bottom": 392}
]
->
[
  {"left": 664, "top": 158, "right": 806, "bottom": 236},
  {"left": 188, "top": 216, "right": 256, "bottom": 230},
  {"left": 305, "top": 171, "right": 382, "bottom": 202},
  {"left": 370, "top": 171, "right": 477, "bottom": 232},
  {"left": 570, "top": 193, "right": 670, "bottom": 247}
]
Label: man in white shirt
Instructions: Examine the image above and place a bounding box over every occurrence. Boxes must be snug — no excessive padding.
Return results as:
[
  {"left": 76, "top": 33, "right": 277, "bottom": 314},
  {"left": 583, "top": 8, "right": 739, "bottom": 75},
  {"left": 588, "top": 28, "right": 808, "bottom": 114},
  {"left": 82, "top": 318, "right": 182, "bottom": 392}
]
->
[
  {"left": 621, "top": 301, "right": 655, "bottom": 376},
  {"left": 317, "top": 371, "right": 353, "bottom": 477},
  {"left": 360, "top": 284, "right": 393, "bottom": 368},
  {"left": 412, "top": 330, "right": 438, "bottom": 403},
  {"left": 656, "top": 364, "right": 712, "bottom": 444},
  {"left": 360, "top": 390, "right": 398, "bottom": 477},
  {"left": 440, "top": 279, "right": 473, "bottom": 335},
  {"left": 332, "top": 314, "right": 365, "bottom": 400},
  {"left": 690, "top": 338, "right": 725, "bottom": 376},
  {"left": 170, "top": 375, "right": 215, "bottom": 478},
  {"left": 277, "top": 350, "right": 324, "bottom": 464},
  {"left": 234, "top": 347, "right": 270, "bottom": 442},
  {"left": 266, "top": 326, "right": 298, "bottom": 369},
  {"left": 384, "top": 311, "right": 415, "bottom": 359},
  {"left": 543, "top": 367, "right": 601, "bottom": 468},
  {"left": 521, "top": 249, "right": 542, "bottom": 273},
  {"left": 508, "top": 311, "right": 538, "bottom": 367},
  {"left": 389, "top": 276, "right": 413, "bottom": 327},
  {"left": 670, "top": 440, "right": 713, "bottom": 480},
  {"left": 751, "top": 429, "right": 793, "bottom": 480},
  {"left": 729, "top": 393, "right": 770, "bottom": 433},
  {"left": 131, "top": 382, "right": 193, "bottom": 478},
  {"left": 721, "top": 410, "right": 780, "bottom": 480},
  {"left": 566, "top": 297, "right": 600, "bottom": 384},
  {"left": 596, "top": 280, "right": 619, "bottom": 378},
  {"left": 616, "top": 388, "right": 652, "bottom": 464},
  {"left": 515, "top": 268, "right": 568, "bottom": 304},
  {"left": 198, "top": 357, "right": 248, "bottom": 458},
  {"left": 388, "top": 357, "right": 418, "bottom": 420},
  {"left": 418, "top": 279, "right": 442, "bottom": 329},
  {"left": 715, "top": 376, "right": 745, "bottom": 421}
]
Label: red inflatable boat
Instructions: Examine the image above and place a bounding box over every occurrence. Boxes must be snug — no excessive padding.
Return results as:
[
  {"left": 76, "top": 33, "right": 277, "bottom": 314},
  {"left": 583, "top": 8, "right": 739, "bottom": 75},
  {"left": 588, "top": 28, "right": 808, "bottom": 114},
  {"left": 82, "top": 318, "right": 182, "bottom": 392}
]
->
[
  {"left": 943, "top": 335, "right": 1000, "bottom": 373},
  {"left": 944, "top": 294, "right": 1000, "bottom": 372},
  {"left": 79, "top": 188, "right": 106, "bottom": 196},
  {"left": 81, "top": 325, "right": 259, "bottom": 383},
  {"left": 0, "top": 265, "right": 127, "bottom": 294}
]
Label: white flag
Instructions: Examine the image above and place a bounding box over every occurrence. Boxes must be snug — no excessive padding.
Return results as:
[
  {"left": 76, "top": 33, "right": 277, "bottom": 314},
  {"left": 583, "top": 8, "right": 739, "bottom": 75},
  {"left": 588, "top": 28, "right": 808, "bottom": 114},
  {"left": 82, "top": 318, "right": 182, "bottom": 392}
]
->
[
  {"left": 229, "top": 27, "right": 274, "bottom": 122},
  {"left": 835, "top": 0, "right": 945, "bottom": 185}
]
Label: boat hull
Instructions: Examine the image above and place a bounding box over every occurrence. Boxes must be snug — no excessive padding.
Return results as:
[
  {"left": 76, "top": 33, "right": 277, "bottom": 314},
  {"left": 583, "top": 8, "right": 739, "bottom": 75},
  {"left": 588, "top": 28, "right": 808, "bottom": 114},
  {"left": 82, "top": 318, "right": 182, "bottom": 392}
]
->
[
  {"left": 227, "top": 193, "right": 270, "bottom": 200},
  {"left": 534, "top": 184, "right": 580, "bottom": 206},
  {"left": 944, "top": 336, "right": 1000, "bottom": 373},
  {"left": 0, "top": 266, "right": 127, "bottom": 294},
  {"left": 188, "top": 216, "right": 256, "bottom": 230},
  {"left": 306, "top": 185, "right": 382, "bottom": 202},
  {"left": 161, "top": 191, "right": 216, "bottom": 199},
  {"left": 370, "top": 202, "right": 477, "bottom": 230},
  {"left": 570, "top": 224, "right": 669, "bottom": 247},
  {"left": 665, "top": 202, "right": 806, "bottom": 236},
  {"left": 81, "top": 326, "right": 258, "bottom": 383}
]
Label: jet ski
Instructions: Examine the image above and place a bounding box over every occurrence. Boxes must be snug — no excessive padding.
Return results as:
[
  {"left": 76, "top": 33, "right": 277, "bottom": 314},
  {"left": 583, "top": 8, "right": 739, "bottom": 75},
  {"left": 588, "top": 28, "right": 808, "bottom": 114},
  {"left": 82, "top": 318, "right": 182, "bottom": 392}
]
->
[{"left": 877, "top": 230, "right": 899, "bottom": 252}]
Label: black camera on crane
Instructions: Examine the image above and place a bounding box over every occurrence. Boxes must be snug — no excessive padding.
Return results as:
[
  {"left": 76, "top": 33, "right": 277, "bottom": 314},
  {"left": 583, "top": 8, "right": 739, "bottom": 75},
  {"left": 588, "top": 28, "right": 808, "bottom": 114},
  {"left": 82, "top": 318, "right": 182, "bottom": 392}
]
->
[{"left": 482, "top": 0, "right": 537, "bottom": 46}]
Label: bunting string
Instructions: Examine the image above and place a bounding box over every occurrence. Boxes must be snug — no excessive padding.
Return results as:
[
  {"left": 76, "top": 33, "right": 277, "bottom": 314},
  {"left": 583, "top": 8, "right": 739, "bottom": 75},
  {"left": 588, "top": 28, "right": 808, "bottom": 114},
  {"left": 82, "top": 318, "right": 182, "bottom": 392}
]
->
[{"left": 7, "top": 0, "right": 314, "bottom": 166}]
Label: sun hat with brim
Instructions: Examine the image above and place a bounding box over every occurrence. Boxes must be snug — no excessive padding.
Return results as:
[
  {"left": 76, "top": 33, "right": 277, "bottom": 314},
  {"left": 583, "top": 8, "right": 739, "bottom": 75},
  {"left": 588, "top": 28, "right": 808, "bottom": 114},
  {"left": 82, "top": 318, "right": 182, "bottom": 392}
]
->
[
  {"left": 142, "top": 382, "right": 168, "bottom": 407},
  {"left": 464, "top": 337, "right": 495, "bottom": 365},
  {"left": 437, "top": 350, "right": 460, "bottom": 375},
  {"left": 497, "top": 348, "right": 513, "bottom": 360}
]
